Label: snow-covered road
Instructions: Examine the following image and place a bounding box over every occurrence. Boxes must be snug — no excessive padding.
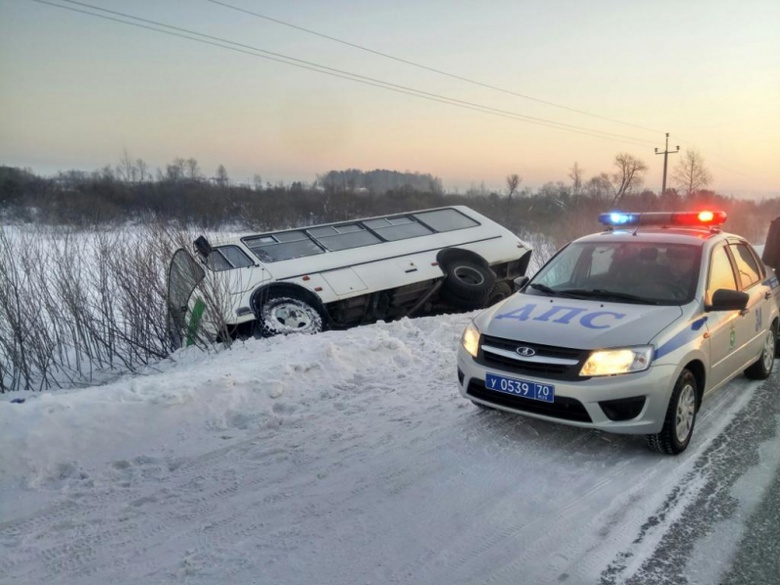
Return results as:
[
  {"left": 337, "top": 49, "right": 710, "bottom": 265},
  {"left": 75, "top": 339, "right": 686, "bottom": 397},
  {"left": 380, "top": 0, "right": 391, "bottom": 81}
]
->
[{"left": 1, "top": 314, "right": 779, "bottom": 584}]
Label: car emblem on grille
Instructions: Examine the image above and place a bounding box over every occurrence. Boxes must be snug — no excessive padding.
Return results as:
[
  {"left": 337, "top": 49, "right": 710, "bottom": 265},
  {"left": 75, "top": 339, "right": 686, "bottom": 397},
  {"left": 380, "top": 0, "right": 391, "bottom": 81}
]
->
[{"left": 515, "top": 346, "right": 536, "bottom": 357}]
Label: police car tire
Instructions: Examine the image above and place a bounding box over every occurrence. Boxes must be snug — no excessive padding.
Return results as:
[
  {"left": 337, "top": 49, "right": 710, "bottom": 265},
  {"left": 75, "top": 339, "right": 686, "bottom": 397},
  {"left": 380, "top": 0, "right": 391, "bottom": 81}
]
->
[
  {"left": 744, "top": 322, "right": 777, "bottom": 380},
  {"left": 441, "top": 260, "right": 495, "bottom": 308},
  {"left": 646, "top": 369, "right": 697, "bottom": 455},
  {"left": 257, "top": 296, "right": 324, "bottom": 337}
]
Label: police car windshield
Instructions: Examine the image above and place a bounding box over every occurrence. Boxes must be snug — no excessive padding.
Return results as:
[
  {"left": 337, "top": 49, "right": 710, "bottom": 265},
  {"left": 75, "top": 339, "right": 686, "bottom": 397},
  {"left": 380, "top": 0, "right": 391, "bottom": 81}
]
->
[{"left": 529, "top": 241, "right": 701, "bottom": 305}]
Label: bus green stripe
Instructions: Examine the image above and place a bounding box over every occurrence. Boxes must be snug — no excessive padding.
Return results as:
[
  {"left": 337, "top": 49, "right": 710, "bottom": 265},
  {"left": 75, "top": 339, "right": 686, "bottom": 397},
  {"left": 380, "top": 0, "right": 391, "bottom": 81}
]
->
[{"left": 186, "top": 298, "right": 206, "bottom": 347}]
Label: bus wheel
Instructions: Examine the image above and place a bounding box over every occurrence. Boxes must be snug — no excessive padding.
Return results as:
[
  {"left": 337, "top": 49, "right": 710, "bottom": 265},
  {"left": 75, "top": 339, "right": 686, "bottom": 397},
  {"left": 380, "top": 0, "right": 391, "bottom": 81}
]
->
[
  {"left": 441, "top": 260, "right": 495, "bottom": 309},
  {"left": 258, "top": 296, "right": 323, "bottom": 337},
  {"left": 486, "top": 282, "right": 513, "bottom": 306}
]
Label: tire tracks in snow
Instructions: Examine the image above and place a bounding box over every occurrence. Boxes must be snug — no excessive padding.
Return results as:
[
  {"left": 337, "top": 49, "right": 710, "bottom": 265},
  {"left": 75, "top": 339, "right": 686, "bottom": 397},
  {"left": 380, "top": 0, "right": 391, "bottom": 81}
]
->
[
  {"left": 0, "top": 430, "right": 285, "bottom": 582},
  {"left": 599, "top": 375, "right": 780, "bottom": 585}
]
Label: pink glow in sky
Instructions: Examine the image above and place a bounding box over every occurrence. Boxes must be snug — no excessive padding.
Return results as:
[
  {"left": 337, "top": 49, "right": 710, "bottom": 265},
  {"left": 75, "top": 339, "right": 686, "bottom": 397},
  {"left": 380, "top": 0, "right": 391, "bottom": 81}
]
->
[{"left": 1, "top": 0, "right": 778, "bottom": 197}]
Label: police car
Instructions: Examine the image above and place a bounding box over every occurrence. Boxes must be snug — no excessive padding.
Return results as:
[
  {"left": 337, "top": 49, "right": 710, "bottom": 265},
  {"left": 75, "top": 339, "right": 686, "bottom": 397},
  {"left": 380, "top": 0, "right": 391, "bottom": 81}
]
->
[{"left": 457, "top": 210, "right": 780, "bottom": 454}]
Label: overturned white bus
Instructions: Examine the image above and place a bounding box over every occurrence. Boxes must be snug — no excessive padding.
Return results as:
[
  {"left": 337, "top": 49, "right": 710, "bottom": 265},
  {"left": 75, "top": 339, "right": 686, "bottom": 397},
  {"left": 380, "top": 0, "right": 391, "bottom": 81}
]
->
[{"left": 167, "top": 206, "right": 532, "bottom": 348}]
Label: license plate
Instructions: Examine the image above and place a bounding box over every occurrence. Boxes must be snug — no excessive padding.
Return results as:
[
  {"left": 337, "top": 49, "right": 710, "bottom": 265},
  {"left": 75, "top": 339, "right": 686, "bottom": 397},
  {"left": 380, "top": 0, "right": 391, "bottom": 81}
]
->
[{"left": 485, "top": 373, "right": 555, "bottom": 403}]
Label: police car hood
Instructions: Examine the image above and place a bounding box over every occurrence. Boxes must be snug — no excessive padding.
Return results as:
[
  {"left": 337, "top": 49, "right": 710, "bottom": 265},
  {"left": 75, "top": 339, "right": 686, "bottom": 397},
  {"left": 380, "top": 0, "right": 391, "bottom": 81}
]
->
[{"left": 477, "top": 293, "right": 684, "bottom": 349}]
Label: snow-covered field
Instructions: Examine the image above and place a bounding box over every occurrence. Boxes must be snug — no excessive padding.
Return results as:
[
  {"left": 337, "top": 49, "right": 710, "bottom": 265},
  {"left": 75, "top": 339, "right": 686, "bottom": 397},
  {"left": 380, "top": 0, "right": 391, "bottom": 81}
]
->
[{"left": 2, "top": 313, "right": 779, "bottom": 585}]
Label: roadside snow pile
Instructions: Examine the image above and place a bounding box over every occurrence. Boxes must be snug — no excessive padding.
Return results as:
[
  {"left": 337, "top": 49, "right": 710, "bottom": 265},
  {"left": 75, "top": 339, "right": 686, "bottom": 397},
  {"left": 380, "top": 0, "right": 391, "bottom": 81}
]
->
[{"left": 0, "top": 313, "right": 470, "bottom": 490}]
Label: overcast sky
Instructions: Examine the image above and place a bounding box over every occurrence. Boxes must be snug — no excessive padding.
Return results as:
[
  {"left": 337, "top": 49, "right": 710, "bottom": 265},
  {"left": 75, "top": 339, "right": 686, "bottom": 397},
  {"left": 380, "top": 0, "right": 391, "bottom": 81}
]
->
[{"left": 1, "top": 0, "right": 778, "bottom": 196}]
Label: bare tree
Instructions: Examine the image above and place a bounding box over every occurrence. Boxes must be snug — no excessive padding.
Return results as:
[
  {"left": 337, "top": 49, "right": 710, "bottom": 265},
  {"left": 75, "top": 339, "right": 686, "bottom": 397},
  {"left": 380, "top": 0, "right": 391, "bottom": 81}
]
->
[
  {"left": 252, "top": 174, "right": 264, "bottom": 191},
  {"left": 672, "top": 149, "right": 712, "bottom": 197},
  {"left": 115, "top": 151, "right": 150, "bottom": 183},
  {"left": 136, "top": 158, "right": 149, "bottom": 182},
  {"left": 166, "top": 158, "right": 186, "bottom": 182},
  {"left": 583, "top": 174, "right": 612, "bottom": 200},
  {"left": 609, "top": 153, "right": 648, "bottom": 205},
  {"left": 215, "top": 164, "right": 229, "bottom": 188},
  {"left": 116, "top": 149, "right": 138, "bottom": 183},
  {"left": 95, "top": 165, "right": 115, "bottom": 181},
  {"left": 163, "top": 156, "right": 201, "bottom": 182},
  {"left": 568, "top": 162, "right": 584, "bottom": 195},
  {"left": 506, "top": 174, "right": 521, "bottom": 199},
  {"left": 184, "top": 158, "right": 201, "bottom": 181}
]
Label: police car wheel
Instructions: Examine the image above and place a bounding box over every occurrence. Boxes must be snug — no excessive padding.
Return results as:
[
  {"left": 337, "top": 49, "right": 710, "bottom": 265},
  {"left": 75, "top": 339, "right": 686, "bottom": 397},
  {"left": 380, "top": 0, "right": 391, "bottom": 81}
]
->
[
  {"left": 646, "top": 368, "right": 697, "bottom": 455},
  {"left": 258, "top": 296, "right": 323, "bottom": 337},
  {"left": 744, "top": 321, "right": 777, "bottom": 380}
]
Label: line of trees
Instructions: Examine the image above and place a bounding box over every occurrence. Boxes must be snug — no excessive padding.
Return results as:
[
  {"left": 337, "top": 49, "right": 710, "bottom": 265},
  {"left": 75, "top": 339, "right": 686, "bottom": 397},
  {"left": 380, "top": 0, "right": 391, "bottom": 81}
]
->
[
  {"left": 317, "top": 169, "right": 443, "bottom": 194},
  {"left": 0, "top": 150, "right": 775, "bottom": 245},
  {"left": 514, "top": 149, "right": 713, "bottom": 205}
]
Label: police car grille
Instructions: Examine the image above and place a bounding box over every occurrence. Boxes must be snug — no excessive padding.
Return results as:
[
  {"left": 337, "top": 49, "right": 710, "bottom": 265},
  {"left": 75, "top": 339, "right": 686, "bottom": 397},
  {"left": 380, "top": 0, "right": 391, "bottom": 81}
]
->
[
  {"left": 477, "top": 335, "right": 587, "bottom": 381},
  {"left": 468, "top": 380, "right": 592, "bottom": 423}
]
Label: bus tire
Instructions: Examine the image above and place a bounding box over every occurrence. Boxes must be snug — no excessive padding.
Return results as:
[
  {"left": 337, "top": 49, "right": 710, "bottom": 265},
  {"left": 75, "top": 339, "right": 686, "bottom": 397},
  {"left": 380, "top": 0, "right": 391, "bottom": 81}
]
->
[
  {"left": 257, "top": 296, "right": 324, "bottom": 337},
  {"left": 441, "top": 260, "right": 495, "bottom": 309},
  {"left": 486, "top": 281, "right": 513, "bottom": 306}
]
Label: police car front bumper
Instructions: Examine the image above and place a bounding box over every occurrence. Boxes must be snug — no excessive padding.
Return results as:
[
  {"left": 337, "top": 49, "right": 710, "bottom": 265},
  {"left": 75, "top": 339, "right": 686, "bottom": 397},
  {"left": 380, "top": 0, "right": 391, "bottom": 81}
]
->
[{"left": 457, "top": 351, "right": 678, "bottom": 435}]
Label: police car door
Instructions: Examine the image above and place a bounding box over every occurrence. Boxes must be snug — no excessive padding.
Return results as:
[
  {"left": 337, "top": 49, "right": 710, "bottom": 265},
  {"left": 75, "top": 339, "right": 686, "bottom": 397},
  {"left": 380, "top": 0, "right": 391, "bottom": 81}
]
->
[
  {"left": 704, "top": 243, "right": 744, "bottom": 386},
  {"left": 728, "top": 242, "right": 772, "bottom": 366}
]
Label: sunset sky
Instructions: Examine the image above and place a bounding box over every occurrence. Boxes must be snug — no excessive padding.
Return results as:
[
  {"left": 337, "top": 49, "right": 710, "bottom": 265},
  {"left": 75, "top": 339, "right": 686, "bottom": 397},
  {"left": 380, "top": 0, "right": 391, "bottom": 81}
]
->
[{"left": 1, "top": 0, "right": 778, "bottom": 197}]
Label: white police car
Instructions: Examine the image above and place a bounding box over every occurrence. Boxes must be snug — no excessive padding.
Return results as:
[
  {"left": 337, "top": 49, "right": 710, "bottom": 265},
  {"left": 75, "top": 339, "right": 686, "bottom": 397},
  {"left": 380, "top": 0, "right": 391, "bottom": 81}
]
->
[{"left": 457, "top": 210, "right": 780, "bottom": 454}]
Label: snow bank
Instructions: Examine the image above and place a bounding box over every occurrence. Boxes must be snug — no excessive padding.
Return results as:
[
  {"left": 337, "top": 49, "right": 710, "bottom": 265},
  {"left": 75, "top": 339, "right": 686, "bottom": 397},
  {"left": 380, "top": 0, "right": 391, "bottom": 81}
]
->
[{"left": 0, "top": 313, "right": 469, "bottom": 490}]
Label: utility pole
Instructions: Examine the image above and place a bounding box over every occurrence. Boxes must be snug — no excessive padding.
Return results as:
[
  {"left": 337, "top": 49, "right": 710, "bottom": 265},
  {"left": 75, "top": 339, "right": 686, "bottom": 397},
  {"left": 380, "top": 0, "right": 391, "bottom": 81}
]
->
[{"left": 655, "top": 133, "right": 680, "bottom": 195}]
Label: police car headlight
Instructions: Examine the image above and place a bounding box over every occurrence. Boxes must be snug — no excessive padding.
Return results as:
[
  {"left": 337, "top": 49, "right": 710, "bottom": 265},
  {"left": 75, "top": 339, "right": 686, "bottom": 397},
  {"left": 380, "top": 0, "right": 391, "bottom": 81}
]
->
[
  {"left": 580, "top": 346, "right": 653, "bottom": 377},
  {"left": 461, "top": 322, "right": 481, "bottom": 358}
]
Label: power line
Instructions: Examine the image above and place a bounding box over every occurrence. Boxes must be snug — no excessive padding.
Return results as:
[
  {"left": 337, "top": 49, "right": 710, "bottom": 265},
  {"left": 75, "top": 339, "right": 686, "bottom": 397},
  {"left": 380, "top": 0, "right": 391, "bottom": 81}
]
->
[
  {"left": 206, "top": 1, "right": 770, "bottom": 186},
  {"left": 56, "top": 0, "right": 657, "bottom": 146},
  {"left": 27, "top": 0, "right": 658, "bottom": 148},
  {"left": 206, "top": 0, "right": 664, "bottom": 136},
  {"left": 674, "top": 135, "right": 767, "bottom": 181}
]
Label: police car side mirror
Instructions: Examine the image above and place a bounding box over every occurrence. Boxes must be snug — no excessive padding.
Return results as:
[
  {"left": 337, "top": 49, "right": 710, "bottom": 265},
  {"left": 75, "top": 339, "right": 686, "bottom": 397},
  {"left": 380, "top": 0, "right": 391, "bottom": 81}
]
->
[
  {"left": 706, "top": 289, "right": 749, "bottom": 312},
  {"left": 513, "top": 275, "right": 530, "bottom": 291}
]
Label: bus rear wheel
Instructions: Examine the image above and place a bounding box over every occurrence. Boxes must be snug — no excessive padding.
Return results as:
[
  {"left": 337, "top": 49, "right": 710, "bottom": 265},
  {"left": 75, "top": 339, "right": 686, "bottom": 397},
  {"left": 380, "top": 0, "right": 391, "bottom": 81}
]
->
[{"left": 441, "top": 259, "right": 495, "bottom": 309}]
